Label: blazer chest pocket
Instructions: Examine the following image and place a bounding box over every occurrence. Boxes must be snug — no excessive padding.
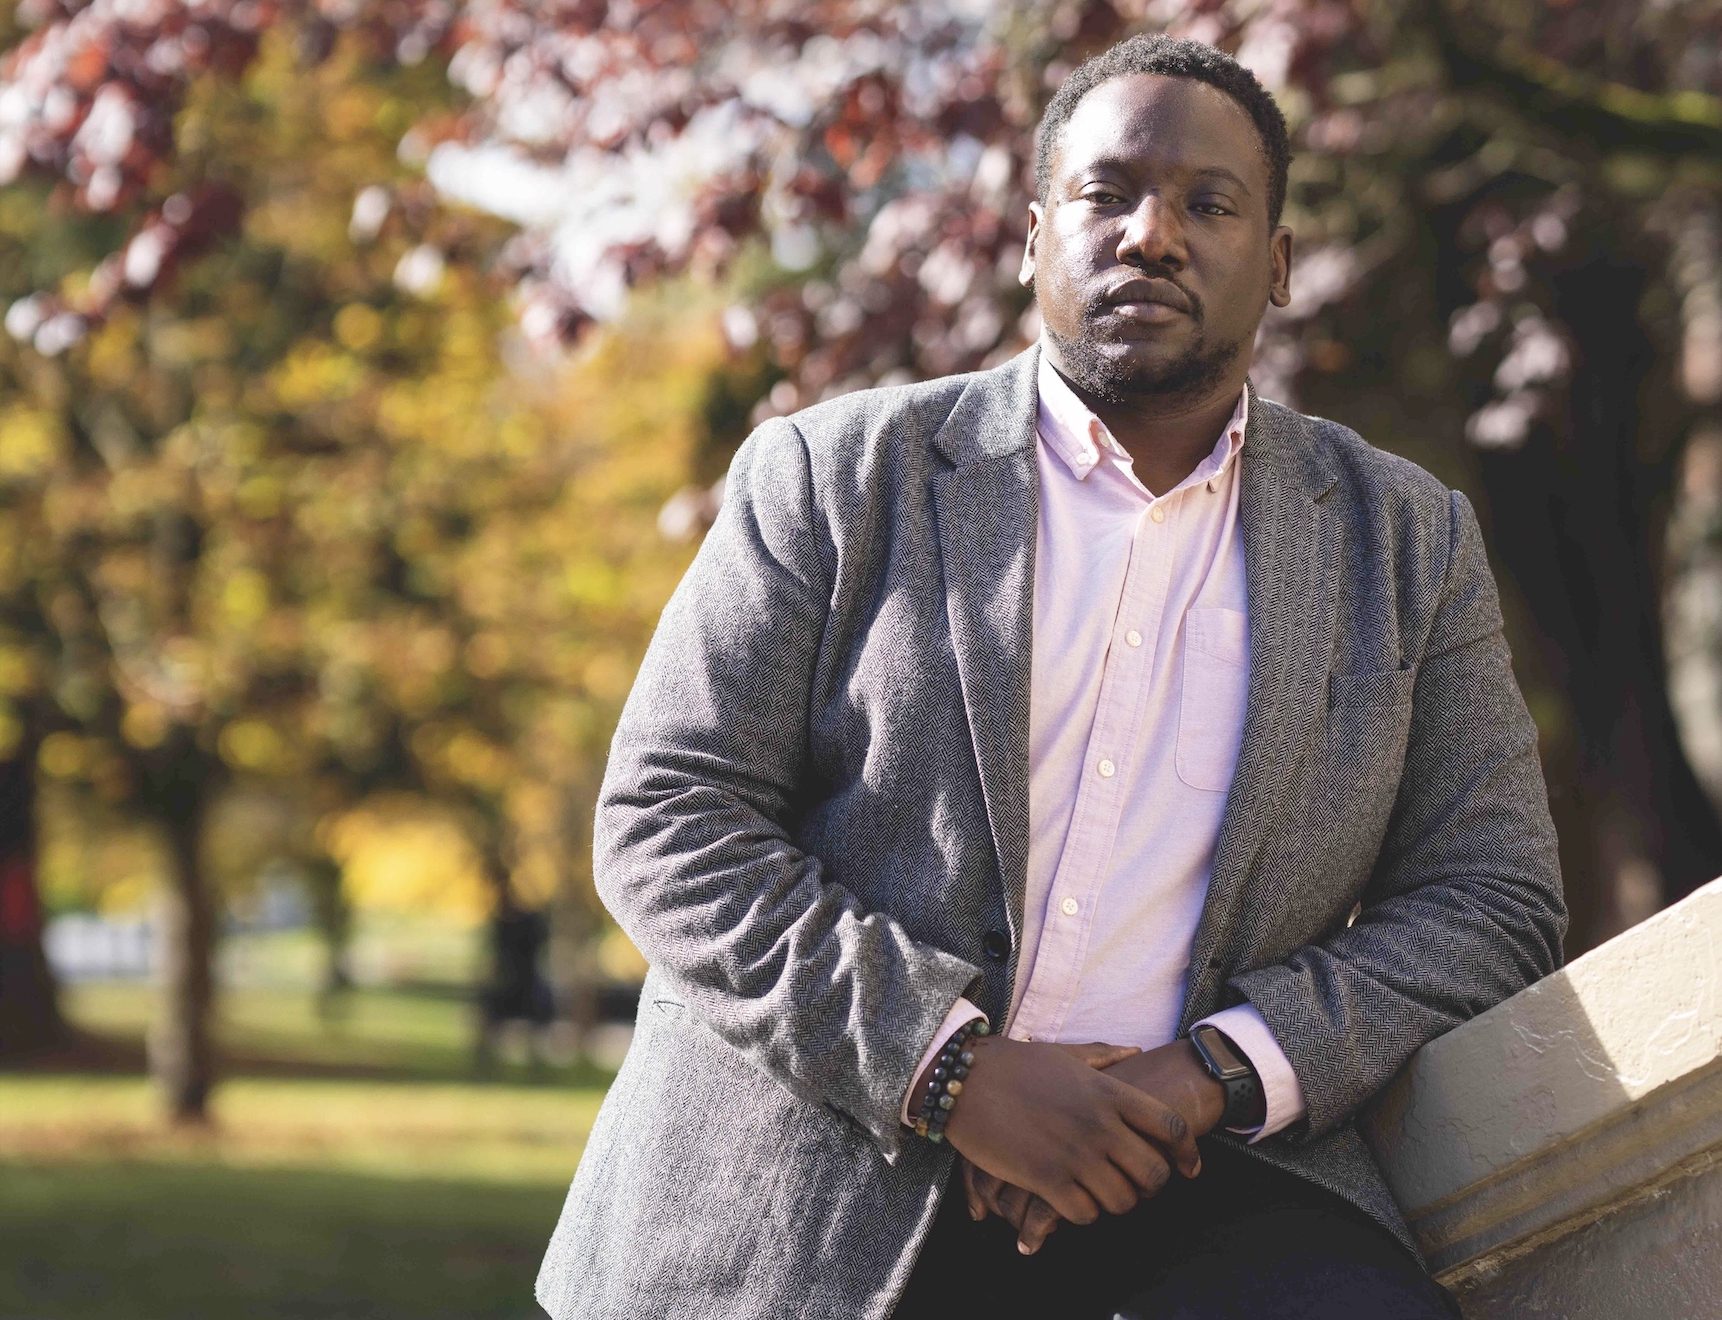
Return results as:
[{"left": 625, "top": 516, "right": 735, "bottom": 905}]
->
[{"left": 1177, "top": 606, "right": 1250, "bottom": 793}]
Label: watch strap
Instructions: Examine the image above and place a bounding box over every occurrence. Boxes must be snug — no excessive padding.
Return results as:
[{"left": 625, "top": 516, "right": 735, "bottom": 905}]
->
[{"left": 1190, "top": 1027, "right": 1264, "bottom": 1129}]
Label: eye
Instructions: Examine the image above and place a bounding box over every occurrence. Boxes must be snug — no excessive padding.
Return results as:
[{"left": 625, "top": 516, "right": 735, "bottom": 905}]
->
[
  {"left": 1081, "top": 187, "right": 1127, "bottom": 205},
  {"left": 1192, "top": 202, "right": 1233, "bottom": 216}
]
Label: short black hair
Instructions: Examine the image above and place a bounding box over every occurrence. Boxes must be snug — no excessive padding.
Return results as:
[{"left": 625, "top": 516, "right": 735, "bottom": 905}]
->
[{"left": 1034, "top": 34, "right": 1292, "bottom": 229}]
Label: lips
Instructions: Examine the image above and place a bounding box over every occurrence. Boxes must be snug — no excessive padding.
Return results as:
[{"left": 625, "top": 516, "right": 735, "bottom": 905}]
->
[{"left": 1099, "top": 277, "right": 1193, "bottom": 315}]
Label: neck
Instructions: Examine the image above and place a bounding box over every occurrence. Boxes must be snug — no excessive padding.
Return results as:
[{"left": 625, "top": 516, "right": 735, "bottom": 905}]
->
[{"left": 1046, "top": 355, "right": 1245, "bottom": 496}]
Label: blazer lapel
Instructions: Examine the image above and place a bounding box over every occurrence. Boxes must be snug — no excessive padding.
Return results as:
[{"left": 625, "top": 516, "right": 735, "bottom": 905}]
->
[
  {"left": 924, "top": 352, "right": 1339, "bottom": 1028},
  {"left": 930, "top": 346, "right": 1041, "bottom": 960},
  {"left": 1180, "top": 386, "right": 1339, "bottom": 1030}
]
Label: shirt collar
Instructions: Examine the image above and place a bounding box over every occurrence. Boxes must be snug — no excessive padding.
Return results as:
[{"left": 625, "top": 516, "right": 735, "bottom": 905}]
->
[{"left": 1035, "top": 343, "right": 1248, "bottom": 490}]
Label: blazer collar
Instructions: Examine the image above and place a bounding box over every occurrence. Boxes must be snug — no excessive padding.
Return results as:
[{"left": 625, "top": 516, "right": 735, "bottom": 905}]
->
[
  {"left": 931, "top": 341, "right": 1338, "bottom": 503},
  {"left": 929, "top": 340, "right": 1340, "bottom": 1021}
]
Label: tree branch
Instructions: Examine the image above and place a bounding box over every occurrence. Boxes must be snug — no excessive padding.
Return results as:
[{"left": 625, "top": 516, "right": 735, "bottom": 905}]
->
[{"left": 1427, "top": 0, "right": 1722, "bottom": 161}]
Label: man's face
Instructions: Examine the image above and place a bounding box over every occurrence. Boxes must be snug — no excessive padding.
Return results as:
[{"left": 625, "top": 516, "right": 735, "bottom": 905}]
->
[{"left": 1021, "top": 73, "right": 1292, "bottom": 405}]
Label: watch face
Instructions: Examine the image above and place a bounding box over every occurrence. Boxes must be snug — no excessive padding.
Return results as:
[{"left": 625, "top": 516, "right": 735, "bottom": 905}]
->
[{"left": 1195, "top": 1027, "right": 1250, "bottom": 1078}]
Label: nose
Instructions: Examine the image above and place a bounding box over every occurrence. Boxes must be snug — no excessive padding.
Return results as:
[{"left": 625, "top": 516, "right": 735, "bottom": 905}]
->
[{"left": 1117, "top": 194, "right": 1186, "bottom": 269}]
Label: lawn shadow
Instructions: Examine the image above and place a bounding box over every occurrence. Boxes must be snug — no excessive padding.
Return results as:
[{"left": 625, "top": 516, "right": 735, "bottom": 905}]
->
[{"left": 0, "top": 1158, "right": 562, "bottom": 1320}]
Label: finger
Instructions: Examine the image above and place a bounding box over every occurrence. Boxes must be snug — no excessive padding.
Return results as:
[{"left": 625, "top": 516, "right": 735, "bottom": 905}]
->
[
  {"left": 960, "top": 1158, "right": 984, "bottom": 1221},
  {"left": 1016, "top": 1197, "right": 1063, "bottom": 1256},
  {"left": 1104, "top": 1134, "right": 1174, "bottom": 1205},
  {"left": 1058, "top": 1041, "right": 1143, "bottom": 1070},
  {"left": 1106, "top": 1077, "right": 1201, "bottom": 1178},
  {"left": 1076, "top": 1155, "right": 1141, "bottom": 1217},
  {"left": 972, "top": 1165, "right": 1009, "bottom": 1219},
  {"left": 997, "top": 1181, "right": 1033, "bottom": 1232},
  {"left": 1037, "top": 1182, "right": 1101, "bottom": 1236}
]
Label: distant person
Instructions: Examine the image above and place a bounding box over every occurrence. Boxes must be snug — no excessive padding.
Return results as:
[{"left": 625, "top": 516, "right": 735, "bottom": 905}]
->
[
  {"left": 537, "top": 32, "right": 1565, "bottom": 1320},
  {"left": 475, "top": 894, "right": 554, "bottom": 1071}
]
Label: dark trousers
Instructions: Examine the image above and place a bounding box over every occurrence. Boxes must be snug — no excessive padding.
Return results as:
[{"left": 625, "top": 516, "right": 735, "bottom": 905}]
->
[{"left": 891, "top": 1139, "right": 1462, "bottom": 1319}]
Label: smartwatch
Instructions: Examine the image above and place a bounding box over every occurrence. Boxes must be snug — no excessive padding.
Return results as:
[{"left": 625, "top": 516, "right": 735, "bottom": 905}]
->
[{"left": 1188, "top": 1024, "right": 1264, "bottom": 1130}]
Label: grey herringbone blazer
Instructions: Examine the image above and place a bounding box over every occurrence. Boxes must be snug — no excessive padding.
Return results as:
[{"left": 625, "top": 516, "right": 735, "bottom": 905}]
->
[{"left": 535, "top": 344, "right": 1565, "bottom": 1319}]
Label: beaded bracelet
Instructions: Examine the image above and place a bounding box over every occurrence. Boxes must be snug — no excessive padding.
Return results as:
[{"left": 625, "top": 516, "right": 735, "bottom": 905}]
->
[{"left": 913, "top": 1016, "right": 990, "bottom": 1143}]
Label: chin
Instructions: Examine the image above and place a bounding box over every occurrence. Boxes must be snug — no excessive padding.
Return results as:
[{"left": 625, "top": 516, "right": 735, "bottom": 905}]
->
[{"left": 1053, "top": 332, "right": 1234, "bottom": 404}]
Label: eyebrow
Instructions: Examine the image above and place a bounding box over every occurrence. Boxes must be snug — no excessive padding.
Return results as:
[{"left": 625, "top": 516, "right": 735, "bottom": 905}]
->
[{"left": 1075, "top": 157, "right": 1255, "bottom": 196}]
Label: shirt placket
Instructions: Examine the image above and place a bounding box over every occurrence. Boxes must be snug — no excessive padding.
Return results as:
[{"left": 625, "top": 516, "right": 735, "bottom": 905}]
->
[{"left": 1010, "top": 487, "right": 1181, "bottom": 1041}]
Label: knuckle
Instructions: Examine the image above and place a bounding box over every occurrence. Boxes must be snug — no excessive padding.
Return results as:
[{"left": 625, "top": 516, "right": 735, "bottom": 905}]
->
[
  {"left": 1165, "top": 1111, "right": 1189, "bottom": 1142},
  {"left": 1060, "top": 1135, "right": 1092, "bottom": 1170}
]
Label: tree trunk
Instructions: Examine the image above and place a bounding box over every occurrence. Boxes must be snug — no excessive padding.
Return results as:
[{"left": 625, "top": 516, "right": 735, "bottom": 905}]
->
[
  {"left": 0, "top": 726, "right": 66, "bottom": 1058},
  {"left": 1472, "top": 253, "right": 1722, "bottom": 952},
  {"left": 146, "top": 783, "right": 216, "bottom": 1124},
  {"left": 304, "top": 854, "right": 352, "bottom": 1022}
]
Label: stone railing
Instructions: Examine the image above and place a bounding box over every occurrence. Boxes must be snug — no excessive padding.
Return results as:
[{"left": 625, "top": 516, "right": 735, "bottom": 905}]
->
[{"left": 1361, "top": 876, "right": 1722, "bottom": 1318}]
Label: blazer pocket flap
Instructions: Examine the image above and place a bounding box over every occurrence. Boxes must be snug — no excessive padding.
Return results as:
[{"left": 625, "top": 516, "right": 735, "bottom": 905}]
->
[{"left": 1328, "top": 664, "right": 1416, "bottom": 708}]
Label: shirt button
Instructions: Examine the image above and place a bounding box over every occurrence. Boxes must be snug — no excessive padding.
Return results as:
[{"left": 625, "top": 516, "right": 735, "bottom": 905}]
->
[
  {"left": 1097, "top": 757, "right": 1116, "bottom": 778},
  {"left": 1126, "top": 629, "right": 1143, "bottom": 647},
  {"left": 1150, "top": 506, "right": 1166, "bottom": 523},
  {"left": 1060, "top": 897, "right": 1080, "bottom": 917}
]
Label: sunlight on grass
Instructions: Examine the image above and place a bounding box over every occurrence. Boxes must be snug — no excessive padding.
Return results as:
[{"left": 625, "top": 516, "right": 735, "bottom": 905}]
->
[
  {"left": 1, "top": 922, "right": 625, "bottom": 1320},
  {"left": 68, "top": 979, "right": 489, "bottom": 1076},
  {"left": 0, "top": 1074, "right": 603, "bottom": 1186}
]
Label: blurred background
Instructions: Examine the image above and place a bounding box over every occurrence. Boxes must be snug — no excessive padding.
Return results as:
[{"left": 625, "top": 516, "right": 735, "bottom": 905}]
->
[{"left": 1, "top": 2, "right": 1719, "bottom": 1317}]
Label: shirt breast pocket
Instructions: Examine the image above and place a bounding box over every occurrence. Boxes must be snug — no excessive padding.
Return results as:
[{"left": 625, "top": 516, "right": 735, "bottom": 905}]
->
[{"left": 1176, "top": 606, "right": 1250, "bottom": 793}]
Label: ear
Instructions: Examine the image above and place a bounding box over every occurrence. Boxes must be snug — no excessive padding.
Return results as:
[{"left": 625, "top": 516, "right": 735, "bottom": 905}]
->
[
  {"left": 1019, "top": 201, "right": 1044, "bottom": 290},
  {"left": 1268, "top": 224, "right": 1293, "bottom": 308}
]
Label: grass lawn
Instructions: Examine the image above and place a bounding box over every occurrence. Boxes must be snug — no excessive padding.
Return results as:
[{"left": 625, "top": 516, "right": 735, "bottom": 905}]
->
[{"left": 0, "top": 947, "right": 617, "bottom": 1320}]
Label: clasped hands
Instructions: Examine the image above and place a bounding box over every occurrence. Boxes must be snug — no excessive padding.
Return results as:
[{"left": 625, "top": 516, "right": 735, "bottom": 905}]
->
[{"left": 930, "top": 1036, "right": 1227, "bottom": 1257}]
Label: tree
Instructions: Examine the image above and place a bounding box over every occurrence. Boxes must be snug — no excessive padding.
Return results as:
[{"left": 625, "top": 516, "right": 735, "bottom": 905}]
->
[
  {"left": 0, "top": 716, "right": 64, "bottom": 1057},
  {"left": 0, "top": 15, "right": 716, "bottom": 1118},
  {"left": 419, "top": 0, "right": 1722, "bottom": 952},
  {"left": 6, "top": 1, "right": 1721, "bottom": 987}
]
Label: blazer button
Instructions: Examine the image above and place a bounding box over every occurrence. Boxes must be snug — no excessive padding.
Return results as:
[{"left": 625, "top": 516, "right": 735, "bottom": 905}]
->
[{"left": 982, "top": 930, "right": 1010, "bottom": 962}]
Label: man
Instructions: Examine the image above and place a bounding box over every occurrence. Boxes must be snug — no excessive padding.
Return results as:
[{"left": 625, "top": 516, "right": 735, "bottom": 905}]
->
[{"left": 536, "top": 33, "right": 1565, "bottom": 1320}]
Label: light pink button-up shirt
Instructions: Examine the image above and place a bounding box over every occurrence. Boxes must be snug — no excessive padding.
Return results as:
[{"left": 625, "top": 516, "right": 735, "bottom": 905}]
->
[{"left": 902, "top": 349, "right": 1306, "bottom": 1141}]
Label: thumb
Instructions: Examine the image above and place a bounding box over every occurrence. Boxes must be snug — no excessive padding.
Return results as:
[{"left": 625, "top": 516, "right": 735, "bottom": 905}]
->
[{"left": 1060, "top": 1041, "right": 1142, "bottom": 1069}]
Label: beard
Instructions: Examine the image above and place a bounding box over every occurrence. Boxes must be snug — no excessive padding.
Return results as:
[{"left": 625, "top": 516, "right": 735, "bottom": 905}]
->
[{"left": 1043, "top": 303, "right": 1243, "bottom": 406}]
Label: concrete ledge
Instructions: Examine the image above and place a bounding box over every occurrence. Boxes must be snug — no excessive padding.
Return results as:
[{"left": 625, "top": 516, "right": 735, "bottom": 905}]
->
[{"left": 1361, "top": 876, "right": 1722, "bottom": 1282}]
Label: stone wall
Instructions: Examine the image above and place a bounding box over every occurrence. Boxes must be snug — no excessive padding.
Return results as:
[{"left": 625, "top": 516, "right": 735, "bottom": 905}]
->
[{"left": 1361, "top": 877, "right": 1722, "bottom": 1317}]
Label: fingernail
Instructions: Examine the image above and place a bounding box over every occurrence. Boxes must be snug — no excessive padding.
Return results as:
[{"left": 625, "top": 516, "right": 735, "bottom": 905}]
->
[
  {"left": 969, "top": 1207, "right": 982, "bottom": 1221},
  {"left": 1018, "top": 1241, "right": 1034, "bottom": 1256}
]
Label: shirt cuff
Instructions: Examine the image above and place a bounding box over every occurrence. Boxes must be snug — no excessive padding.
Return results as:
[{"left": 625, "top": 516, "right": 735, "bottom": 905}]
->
[
  {"left": 1192, "top": 1003, "right": 1307, "bottom": 1143},
  {"left": 900, "top": 997, "right": 990, "bottom": 1127}
]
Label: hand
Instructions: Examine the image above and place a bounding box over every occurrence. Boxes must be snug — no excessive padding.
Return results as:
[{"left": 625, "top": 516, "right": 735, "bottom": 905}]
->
[
  {"left": 955, "top": 1041, "right": 1137, "bottom": 1238},
  {"left": 974, "top": 1039, "right": 1227, "bottom": 1255},
  {"left": 930, "top": 1036, "right": 1202, "bottom": 1234}
]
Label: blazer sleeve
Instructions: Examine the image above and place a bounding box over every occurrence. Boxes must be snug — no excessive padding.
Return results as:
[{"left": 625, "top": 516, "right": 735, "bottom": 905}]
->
[
  {"left": 1228, "top": 487, "right": 1568, "bottom": 1141},
  {"left": 592, "top": 416, "right": 985, "bottom": 1162}
]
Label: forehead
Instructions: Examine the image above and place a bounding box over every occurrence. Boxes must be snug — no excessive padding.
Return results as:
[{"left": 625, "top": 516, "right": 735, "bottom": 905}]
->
[{"left": 1052, "top": 72, "right": 1266, "bottom": 190}]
